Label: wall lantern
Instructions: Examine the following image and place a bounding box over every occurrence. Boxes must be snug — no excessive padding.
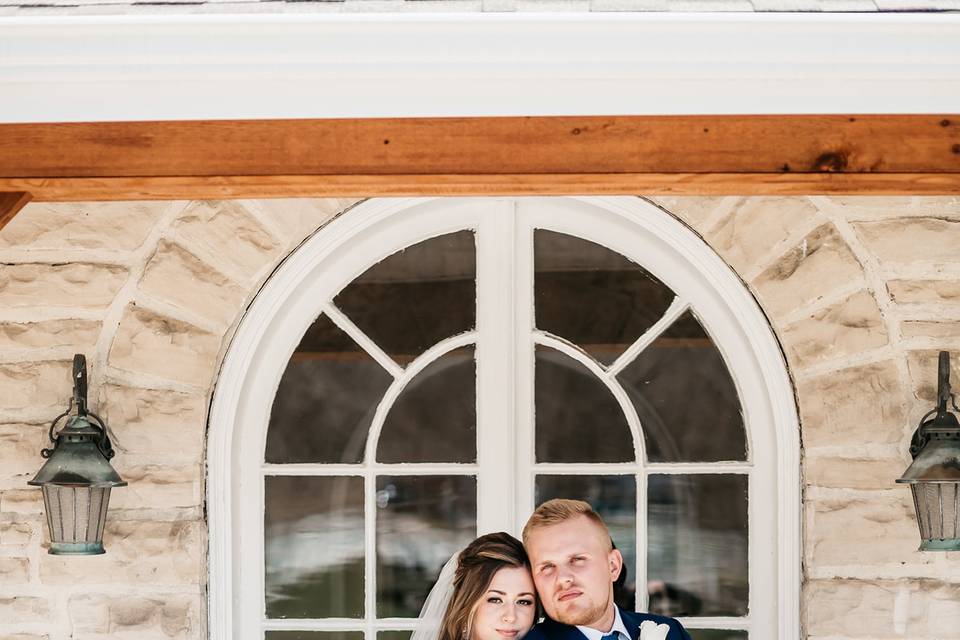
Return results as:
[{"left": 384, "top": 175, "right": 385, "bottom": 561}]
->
[
  {"left": 897, "top": 351, "right": 960, "bottom": 551},
  {"left": 28, "top": 354, "right": 126, "bottom": 555}
]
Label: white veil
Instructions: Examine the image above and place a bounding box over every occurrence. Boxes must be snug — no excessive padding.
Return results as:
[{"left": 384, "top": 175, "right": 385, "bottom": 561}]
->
[{"left": 411, "top": 550, "right": 462, "bottom": 640}]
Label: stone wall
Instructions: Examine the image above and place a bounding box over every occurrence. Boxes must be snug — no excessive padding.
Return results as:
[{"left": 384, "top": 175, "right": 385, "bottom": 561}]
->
[{"left": 1, "top": 195, "right": 959, "bottom": 638}]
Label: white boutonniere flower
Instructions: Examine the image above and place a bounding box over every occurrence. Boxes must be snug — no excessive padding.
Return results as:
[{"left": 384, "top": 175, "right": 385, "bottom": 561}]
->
[{"left": 638, "top": 620, "right": 670, "bottom": 640}]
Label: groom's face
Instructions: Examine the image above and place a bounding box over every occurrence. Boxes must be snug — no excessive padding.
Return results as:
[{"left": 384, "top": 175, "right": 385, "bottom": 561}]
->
[{"left": 525, "top": 516, "right": 622, "bottom": 629}]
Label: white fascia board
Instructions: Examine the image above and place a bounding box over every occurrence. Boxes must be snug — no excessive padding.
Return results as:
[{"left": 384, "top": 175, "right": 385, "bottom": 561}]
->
[{"left": 0, "top": 13, "right": 959, "bottom": 122}]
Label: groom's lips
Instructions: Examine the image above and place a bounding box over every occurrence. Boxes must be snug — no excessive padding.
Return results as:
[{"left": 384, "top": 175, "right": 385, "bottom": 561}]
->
[{"left": 557, "top": 590, "right": 582, "bottom": 602}]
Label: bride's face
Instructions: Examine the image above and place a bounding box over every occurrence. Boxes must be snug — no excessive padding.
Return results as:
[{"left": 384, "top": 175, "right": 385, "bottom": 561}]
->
[{"left": 472, "top": 566, "right": 537, "bottom": 640}]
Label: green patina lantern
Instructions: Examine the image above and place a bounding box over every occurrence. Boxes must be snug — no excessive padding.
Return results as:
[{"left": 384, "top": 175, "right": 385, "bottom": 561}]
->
[
  {"left": 29, "top": 354, "right": 126, "bottom": 555},
  {"left": 897, "top": 351, "right": 960, "bottom": 551}
]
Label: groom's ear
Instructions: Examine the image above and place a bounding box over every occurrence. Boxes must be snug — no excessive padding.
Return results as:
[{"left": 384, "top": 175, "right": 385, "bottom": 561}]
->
[{"left": 608, "top": 547, "right": 623, "bottom": 582}]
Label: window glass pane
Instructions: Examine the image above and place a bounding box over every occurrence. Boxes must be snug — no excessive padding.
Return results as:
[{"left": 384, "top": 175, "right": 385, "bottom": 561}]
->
[
  {"left": 535, "top": 230, "right": 675, "bottom": 365},
  {"left": 617, "top": 311, "right": 746, "bottom": 463},
  {"left": 379, "top": 632, "right": 413, "bottom": 640},
  {"left": 265, "top": 476, "right": 364, "bottom": 619},
  {"left": 335, "top": 231, "right": 476, "bottom": 365},
  {"left": 377, "top": 476, "right": 477, "bottom": 617},
  {"left": 266, "top": 633, "right": 364, "bottom": 640},
  {"left": 688, "top": 631, "right": 748, "bottom": 640},
  {"left": 266, "top": 314, "right": 393, "bottom": 464},
  {"left": 535, "top": 345, "right": 634, "bottom": 463},
  {"left": 535, "top": 475, "right": 636, "bottom": 612},
  {"left": 648, "top": 475, "right": 748, "bottom": 617},
  {"left": 378, "top": 347, "right": 476, "bottom": 463}
]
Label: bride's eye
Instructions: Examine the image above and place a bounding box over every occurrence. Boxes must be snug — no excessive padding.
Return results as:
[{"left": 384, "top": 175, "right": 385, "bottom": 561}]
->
[
  {"left": 517, "top": 599, "right": 533, "bottom": 606},
  {"left": 488, "top": 597, "right": 503, "bottom": 604}
]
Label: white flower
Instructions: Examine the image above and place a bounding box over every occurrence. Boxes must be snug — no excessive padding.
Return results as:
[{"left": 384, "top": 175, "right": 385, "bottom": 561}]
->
[{"left": 638, "top": 620, "right": 670, "bottom": 640}]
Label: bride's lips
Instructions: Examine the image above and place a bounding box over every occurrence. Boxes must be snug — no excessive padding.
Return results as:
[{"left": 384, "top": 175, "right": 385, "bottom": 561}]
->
[{"left": 496, "top": 630, "right": 520, "bottom": 638}]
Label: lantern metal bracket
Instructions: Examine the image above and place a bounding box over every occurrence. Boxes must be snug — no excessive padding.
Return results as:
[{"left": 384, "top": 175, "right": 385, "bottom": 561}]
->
[
  {"left": 41, "top": 354, "right": 117, "bottom": 461},
  {"left": 909, "top": 352, "right": 960, "bottom": 458}
]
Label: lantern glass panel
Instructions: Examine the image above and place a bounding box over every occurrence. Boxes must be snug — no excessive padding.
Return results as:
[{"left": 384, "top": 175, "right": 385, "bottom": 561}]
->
[
  {"left": 911, "top": 483, "right": 960, "bottom": 542},
  {"left": 41, "top": 485, "right": 111, "bottom": 553}
]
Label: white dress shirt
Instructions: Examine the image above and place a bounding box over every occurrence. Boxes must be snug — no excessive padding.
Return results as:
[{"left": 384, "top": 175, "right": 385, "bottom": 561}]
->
[{"left": 575, "top": 607, "right": 631, "bottom": 640}]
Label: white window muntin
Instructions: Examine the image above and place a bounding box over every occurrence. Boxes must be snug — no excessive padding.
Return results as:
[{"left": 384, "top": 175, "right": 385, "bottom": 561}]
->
[{"left": 208, "top": 196, "right": 799, "bottom": 640}]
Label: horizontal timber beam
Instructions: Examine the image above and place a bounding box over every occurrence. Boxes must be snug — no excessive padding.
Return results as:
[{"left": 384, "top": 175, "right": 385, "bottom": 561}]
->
[
  {"left": 0, "top": 115, "right": 958, "bottom": 212},
  {"left": 3, "top": 174, "right": 960, "bottom": 202}
]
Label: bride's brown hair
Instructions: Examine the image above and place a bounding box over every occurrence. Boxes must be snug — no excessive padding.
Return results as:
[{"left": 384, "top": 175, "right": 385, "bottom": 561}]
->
[{"left": 440, "top": 532, "right": 535, "bottom": 640}]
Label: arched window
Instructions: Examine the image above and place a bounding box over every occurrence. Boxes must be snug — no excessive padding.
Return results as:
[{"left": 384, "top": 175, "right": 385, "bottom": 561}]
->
[{"left": 209, "top": 197, "right": 800, "bottom": 640}]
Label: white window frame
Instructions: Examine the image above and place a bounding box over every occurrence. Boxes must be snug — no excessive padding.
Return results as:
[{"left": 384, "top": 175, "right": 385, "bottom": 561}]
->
[{"left": 207, "top": 196, "right": 801, "bottom": 640}]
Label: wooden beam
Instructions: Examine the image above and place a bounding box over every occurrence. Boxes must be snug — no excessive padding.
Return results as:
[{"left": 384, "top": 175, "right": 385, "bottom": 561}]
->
[
  {"left": 2, "top": 173, "right": 960, "bottom": 203},
  {"left": 0, "top": 191, "right": 32, "bottom": 228},
  {"left": 0, "top": 115, "right": 958, "bottom": 209}
]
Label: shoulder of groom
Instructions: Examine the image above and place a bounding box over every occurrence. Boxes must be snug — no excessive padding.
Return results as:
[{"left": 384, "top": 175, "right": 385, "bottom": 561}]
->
[
  {"left": 619, "top": 609, "right": 690, "bottom": 636},
  {"left": 525, "top": 617, "right": 571, "bottom": 640}
]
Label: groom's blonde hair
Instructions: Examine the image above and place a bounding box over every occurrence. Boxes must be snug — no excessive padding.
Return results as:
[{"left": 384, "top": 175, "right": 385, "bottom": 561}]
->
[{"left": 522, "top": 499, "right": 613, "bottom": 551}]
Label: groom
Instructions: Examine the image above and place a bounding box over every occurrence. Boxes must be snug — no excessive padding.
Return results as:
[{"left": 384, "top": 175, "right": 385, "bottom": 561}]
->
[{"left": 522, "top": 499, "right": 691, "bottom": 640}]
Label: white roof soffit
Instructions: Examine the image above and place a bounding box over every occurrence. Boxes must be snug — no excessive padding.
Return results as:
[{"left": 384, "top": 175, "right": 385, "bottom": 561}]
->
[{"left": 0, "top": 13, "right": 959, "bottom": 122}]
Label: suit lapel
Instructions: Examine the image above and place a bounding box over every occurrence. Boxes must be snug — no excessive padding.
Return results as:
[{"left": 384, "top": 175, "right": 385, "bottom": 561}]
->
[{"left": 618, "top": 608, "right": 641, "bottom": 640}]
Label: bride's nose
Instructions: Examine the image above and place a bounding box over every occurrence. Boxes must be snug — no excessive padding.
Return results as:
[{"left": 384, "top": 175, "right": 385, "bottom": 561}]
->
[{"left": 502, "top": 604, "right": 516, "bottom": 623}]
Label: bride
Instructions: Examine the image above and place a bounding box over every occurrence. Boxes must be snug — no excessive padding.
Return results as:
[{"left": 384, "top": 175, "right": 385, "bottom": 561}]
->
[{"left": 413, "top": 533, "right": 538, "bottom": 640}]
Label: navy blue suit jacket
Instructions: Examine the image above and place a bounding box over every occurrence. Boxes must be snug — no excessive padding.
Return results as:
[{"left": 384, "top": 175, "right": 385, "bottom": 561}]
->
[{"left": 524, "top": 606, "right": 691, "bottom": 640}]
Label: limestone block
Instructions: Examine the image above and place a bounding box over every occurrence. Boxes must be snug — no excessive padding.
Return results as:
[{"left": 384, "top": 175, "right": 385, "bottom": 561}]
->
[
  {"left": 0, "top": 597, "right": 50, "bottom": 623},
  {"left": 98, "top": 384, "right": 205, "bottom": 463},
  {"left": 0, "top": 424, "right": 49, "bottom": 487},
  {"left": 927, "top": 582, "right": 960, "bottom": 637},
  {"left": 138, "top": 240, "right": 246, "bottom": 327},
  {"left": 901, "top": 320, "right": 960, "bottom": 339},
  {"left": 108, "top": 306, "right": 220, "bottom": 387},
  {"left": 109, "top": 463, "right": 202, "bottom": 510},
  {"left": 0, "top": 517, "right": 35, "bottom": 545},
  {"left": 805, "top": 455, "right": 907, "bottom": 490},
  {"left": 69, "top": 592, "right": 202, "bottom": 639},
  {"left": 752, "top": 224, "right": 863, "bottom": 320},
  {"left": 704, "top": 196, "right": 820, "bottom": 275},
  {"left": 854, "top": 217, "right": 960, "bottom": 263},
  {"left": 40, "top": 519, "right": 205, "bottom": 586},
  {"left": 0, "top": 360, "right": 71, "bottom": 412},
  {"left": 888, "top": 279, "right": 960, "bottom": 305},
  {"left": 0, "top": 263, "right": 127, "bottom": 309},
  {"left": 0, "top": 318, "right": 101, "bottom": 351},
  {"left": 0, "top": 201, "right": 165, "bottom": 251},
  {"left": 171, "top": 201, "right": 282, "bottom": 282},
  {"left": 0, "top": 557, "right": 29, "bottom": 584},
  {"left": 907, "top": 350, "right": 960, "bottom": 403},
  {"left": 0, "top": 634, "right": 50, "bottom": 640},
  {"left": 646, "top": 196, "right": 732, "bottom": 231},
  {"left": 797, "top": 360, "right": 906, "bottom": 447},
  {"left": 0, "top": 490, "right": 44, "bottom": 514},
  {"left": 804, "top": 579, "right": 922, "bottom": 637},
  {"left": 251, "top": 198, "right": 356, "bottom": 246},
  {"left": 781, "top": 290, "right": 888, "bottom": 369},
  {"left": 806, "top": 491, "right": 925, "bottom": 568},
  {"left": 826, "top": 195, "right": 960, "bottom": 218}
]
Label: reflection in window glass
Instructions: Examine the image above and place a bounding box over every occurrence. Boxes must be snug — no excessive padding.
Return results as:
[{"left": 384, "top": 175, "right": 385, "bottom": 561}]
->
[
  {"left": 266, "top": 314, "right": 393, "bottom": 464},
  {"left": 535, "top": 346, "right": 634, "bottom": 463},
  {"left": 647, "top": 475, "right": 748, "bottom": 617},
  {"left": 617, "top": 311, "right": 746, "bottom": 463},
  {"left": 335, "top": 231, "right": 476, "bottom": 365},
  {"left": 379, "top": 632, "right": 413, "bottom": 640},
  {"left": 265, "top": 476, "right": 364, "bottom": 619},
  {"left": 535, "top": 475, "right": 636, "bottom": 611},
  {"left": 266, "top": 634, "right": 365, "bottom": 640},
  {"left": 377, "top": 476, "right": 477, "bottom": 618},
  {"left": 535, "top": 230, "right": 675, "bottom": 365},
  {"left": 378, "top": 347, "right": 477, "bottom": 464},
  {"left": 688, "top": 631, "right": 748, "bottom": 640}
]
